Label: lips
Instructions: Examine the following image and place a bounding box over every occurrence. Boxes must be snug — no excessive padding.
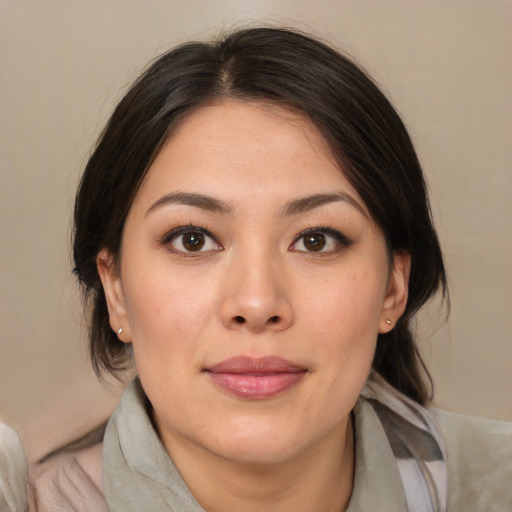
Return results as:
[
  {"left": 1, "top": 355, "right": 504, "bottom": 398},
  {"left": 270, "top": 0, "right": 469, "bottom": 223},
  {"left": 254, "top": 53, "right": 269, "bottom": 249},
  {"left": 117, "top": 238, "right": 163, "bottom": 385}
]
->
[{"left": 204, "top": 356, "right": 307, "bottom": 399}]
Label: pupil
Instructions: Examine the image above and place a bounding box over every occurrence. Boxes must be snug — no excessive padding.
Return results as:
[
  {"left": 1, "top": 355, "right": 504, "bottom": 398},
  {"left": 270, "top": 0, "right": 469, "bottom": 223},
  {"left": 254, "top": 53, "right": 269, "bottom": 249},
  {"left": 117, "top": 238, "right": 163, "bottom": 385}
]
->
[
  {"left": 183, "top": 232, "right": 204, "bottom": 251},
  {"left": 304, "top": 233, "right": 326, "bottom": 251}
]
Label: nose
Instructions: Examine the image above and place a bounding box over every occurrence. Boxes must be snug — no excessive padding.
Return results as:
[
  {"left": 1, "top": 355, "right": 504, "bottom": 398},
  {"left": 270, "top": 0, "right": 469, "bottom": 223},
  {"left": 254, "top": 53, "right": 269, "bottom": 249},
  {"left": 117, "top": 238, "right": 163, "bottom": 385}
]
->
[{"left": 220, "top": 250, "right": 294, "bottom": 334}]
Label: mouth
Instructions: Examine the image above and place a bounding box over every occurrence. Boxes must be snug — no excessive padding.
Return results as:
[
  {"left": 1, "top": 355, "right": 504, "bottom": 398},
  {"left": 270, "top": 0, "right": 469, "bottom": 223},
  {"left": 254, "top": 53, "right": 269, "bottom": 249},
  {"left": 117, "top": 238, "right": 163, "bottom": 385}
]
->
[{"left": 203, "top": 356, "right": 308, "bottom": 399}]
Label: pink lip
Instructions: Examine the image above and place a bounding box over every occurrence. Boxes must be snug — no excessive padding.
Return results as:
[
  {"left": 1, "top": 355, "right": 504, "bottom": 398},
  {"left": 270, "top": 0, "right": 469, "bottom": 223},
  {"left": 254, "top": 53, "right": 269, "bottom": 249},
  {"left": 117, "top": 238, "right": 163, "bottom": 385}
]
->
[{"left": 205, "top": 356, "right": 307, "bottom": 399}]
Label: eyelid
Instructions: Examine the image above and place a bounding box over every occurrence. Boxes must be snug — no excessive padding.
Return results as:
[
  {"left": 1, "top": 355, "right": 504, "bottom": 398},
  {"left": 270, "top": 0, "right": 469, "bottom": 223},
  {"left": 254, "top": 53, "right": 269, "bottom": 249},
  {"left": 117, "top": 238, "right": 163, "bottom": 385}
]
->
[
  {"left": 158, "top": 225, "right": 351, "bottom": 254},
  {"left": 290, "top": 226, "right": 352, "bottom": 252},
  {"left": 159, "top": 225, "right": 222, "bottom": 253}
]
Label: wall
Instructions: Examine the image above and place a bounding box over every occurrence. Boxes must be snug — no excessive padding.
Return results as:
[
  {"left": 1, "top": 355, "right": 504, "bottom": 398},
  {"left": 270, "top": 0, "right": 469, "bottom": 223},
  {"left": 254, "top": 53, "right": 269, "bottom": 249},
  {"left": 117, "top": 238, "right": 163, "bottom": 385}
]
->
[{"left": 1, "top": 0, "right": 510, "bottom": 463}]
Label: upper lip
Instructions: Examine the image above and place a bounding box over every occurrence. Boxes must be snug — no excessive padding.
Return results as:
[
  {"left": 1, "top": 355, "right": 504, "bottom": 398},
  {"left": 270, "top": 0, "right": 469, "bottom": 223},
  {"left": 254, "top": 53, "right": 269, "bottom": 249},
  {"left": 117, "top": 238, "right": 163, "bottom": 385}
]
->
[{"left": 205, "top": 355, "right": 306, "bottom": 374}]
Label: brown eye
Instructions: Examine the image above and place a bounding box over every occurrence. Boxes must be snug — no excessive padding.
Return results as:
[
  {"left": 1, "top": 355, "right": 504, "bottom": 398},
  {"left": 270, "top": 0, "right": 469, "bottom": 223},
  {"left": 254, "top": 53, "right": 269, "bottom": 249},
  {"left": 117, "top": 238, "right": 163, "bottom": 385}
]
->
[
  {"left": 182, "top": 231, "right": 205, "bottom": 251},
  {"left": 291, "top": 228, "right": 351, "bottom": 254},
  {"left": 166, "top": 227, "right": 221, "bottom": 253},
  {"left": 303, "top": 233, "right": 326, "bottom": 251}
]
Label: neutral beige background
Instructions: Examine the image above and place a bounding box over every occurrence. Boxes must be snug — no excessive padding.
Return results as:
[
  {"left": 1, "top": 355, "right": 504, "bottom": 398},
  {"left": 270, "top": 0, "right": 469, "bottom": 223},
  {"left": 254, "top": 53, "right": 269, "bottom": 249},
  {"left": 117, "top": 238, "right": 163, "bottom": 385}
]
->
[{"left": 1, "top": 0, "right": 511, "bottom": 463}]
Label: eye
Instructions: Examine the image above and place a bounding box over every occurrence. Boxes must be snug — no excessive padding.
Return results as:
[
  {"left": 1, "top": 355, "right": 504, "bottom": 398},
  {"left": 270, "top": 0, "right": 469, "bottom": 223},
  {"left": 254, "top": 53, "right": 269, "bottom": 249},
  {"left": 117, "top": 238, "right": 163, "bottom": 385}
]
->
[
  {"left": 164, "top": 227, "right": 222, "bottom": 254},
  {"left": 290, "top": 228, "right": 351, "bottom": 253}
]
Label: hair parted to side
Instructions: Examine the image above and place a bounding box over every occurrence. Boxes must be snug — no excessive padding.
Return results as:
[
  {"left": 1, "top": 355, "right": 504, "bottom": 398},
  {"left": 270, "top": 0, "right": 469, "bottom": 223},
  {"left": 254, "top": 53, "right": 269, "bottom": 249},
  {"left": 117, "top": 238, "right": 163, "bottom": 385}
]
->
[{"left": 73, "top": 27, "right": 448, "bottom": 404}]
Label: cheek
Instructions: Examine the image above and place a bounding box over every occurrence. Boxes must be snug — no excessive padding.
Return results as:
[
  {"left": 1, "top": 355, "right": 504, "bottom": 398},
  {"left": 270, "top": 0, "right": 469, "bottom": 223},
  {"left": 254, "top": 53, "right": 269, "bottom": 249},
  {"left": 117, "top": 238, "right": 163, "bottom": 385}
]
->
[
  {"left": 303, "top": 268, "right": 386, "bottom": 340},
  {"left": 123, "top": 276, "right": 211, "bottom": 401},
  {"left": 299, "top": 267, "right": 385, "bottom": 401},
  {"left": 124, "top": 261, "right": 214, "bottom": 328},
  {"left": 121, "top": 263, "right": 219, "bottom": 373}
]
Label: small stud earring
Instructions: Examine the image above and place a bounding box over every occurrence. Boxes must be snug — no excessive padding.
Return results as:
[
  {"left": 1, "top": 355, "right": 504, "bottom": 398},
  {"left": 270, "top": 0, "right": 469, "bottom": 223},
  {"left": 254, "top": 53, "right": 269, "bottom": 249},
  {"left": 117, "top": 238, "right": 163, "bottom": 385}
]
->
[
  {"left": 117, "top": 328, "right": 123, "bottom": 335},
  {"left": 385, "top": 319, "right": 392, "bottom": 325}
]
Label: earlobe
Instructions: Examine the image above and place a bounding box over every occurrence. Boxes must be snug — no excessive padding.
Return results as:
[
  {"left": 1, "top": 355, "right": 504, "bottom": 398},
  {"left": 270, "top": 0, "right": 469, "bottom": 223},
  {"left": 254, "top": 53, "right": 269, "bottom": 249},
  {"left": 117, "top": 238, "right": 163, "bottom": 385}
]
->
[
  {"left": 379, "top": 252, "right": 411, "bottom": 333},
  {"left": 97, "top": 249, "right": 131, "bottom": 342}
]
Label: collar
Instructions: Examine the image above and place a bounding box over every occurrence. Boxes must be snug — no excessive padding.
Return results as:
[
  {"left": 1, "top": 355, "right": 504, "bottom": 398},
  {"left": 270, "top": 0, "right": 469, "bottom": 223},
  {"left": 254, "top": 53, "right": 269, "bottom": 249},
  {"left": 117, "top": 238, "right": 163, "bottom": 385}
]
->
[{"left": 347, "top": 398, "right": 407, "bottom": 511}]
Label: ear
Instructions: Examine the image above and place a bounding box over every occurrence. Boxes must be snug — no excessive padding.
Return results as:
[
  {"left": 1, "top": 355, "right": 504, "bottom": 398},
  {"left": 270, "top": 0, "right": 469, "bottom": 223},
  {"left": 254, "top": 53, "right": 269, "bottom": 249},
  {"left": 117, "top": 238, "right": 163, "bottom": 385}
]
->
[
  {"left": 379, "top": 251, "right": 411, "bottom": 333},
  {"left": 97, "top": 248, "right": 131, "bottom": 343}
]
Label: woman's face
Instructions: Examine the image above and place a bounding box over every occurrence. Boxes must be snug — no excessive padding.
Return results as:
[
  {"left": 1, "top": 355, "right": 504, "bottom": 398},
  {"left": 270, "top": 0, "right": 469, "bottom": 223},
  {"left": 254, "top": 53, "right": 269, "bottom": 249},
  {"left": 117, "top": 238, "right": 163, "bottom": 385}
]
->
[{"left": 99, "top": 101, "right": 409, "bottom": 465}]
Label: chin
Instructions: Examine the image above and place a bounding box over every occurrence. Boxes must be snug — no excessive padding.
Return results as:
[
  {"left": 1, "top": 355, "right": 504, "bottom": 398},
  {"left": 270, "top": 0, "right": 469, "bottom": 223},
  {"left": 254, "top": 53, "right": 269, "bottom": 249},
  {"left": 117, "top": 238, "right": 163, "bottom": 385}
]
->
[
  {"left": 207, "top": 420, "right": 307, "bottom": 466},
  {"left": 217, "top": 441, "right": 301, "bottom": 466}
]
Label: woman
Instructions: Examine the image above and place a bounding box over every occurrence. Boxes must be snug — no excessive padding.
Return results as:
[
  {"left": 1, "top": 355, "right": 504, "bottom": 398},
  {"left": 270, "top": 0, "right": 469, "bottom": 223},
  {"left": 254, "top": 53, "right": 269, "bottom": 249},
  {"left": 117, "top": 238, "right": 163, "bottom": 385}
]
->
[{"left": 28, "top": 27, "right": 511, "bottom": 511}]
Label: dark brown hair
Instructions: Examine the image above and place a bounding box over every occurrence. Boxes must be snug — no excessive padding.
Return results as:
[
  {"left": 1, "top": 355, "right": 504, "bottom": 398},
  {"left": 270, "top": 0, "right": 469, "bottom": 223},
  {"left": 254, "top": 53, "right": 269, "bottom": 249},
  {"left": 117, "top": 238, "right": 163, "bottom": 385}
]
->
[{"left": 73, "top": 27, "right": 448, "bottom": 404}]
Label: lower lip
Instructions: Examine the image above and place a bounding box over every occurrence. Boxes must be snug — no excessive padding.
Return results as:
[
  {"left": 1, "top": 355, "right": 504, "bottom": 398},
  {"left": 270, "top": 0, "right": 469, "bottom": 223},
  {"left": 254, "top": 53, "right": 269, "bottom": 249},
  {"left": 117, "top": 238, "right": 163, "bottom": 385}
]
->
[{"left": 207, "top": 371, "right": 307, "bottom": 399}]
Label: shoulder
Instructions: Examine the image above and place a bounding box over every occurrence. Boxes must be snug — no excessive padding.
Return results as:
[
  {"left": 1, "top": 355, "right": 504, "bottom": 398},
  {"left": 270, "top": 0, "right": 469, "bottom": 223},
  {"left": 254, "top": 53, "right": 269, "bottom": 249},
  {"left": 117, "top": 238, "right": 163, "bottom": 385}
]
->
[
  {"left": 28, "top": 441, "right": 106, "bottom": 512},
  {"left": 431, "top": 408, "right": 512, "bottom": 511}
]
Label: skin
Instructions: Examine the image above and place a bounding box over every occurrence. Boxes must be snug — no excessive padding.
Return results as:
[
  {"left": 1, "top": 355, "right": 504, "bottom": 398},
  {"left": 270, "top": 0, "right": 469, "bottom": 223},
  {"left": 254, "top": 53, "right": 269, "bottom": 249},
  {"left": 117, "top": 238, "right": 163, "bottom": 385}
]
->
[{"left": 98, "top": 101, "right": 410, "bottom": 512}]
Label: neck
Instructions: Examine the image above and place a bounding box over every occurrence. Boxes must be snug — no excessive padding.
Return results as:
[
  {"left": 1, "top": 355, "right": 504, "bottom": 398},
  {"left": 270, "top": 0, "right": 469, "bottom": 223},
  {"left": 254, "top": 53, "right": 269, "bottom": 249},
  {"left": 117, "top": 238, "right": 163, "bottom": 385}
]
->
[{"left": 159, "top": 416, "right": 355, "bottom": 512}]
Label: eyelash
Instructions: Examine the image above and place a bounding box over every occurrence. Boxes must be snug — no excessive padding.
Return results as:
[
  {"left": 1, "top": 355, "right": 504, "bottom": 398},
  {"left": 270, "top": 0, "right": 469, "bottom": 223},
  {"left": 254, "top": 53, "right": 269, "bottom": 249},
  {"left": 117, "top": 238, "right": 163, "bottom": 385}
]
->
[
  {"left": 290, "top": 226, "right": 353, "bottom": 254},
  {"left": 159, "top": 225, "right": 222, "bottom": 255},
  {"left": 158, "top": 225, "right": 352, "bottom": 255}
]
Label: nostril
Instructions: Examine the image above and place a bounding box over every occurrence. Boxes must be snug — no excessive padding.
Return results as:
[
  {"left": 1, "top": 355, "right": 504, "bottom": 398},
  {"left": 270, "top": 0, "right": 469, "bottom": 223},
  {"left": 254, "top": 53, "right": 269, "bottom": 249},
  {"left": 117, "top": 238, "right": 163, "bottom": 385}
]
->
[
  {"left": 269, "top": 316, "right": 280, "bottom": 323},
  {"left": 234, "top": 316, "right": 245, "bottom": 324}
]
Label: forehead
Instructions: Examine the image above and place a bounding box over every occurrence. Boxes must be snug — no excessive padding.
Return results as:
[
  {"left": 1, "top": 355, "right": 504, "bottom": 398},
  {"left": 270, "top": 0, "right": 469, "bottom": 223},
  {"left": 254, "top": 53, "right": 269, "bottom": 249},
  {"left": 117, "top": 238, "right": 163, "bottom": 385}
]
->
[{"left": 133, "top": 101, "right": 364, "bottom": 211}]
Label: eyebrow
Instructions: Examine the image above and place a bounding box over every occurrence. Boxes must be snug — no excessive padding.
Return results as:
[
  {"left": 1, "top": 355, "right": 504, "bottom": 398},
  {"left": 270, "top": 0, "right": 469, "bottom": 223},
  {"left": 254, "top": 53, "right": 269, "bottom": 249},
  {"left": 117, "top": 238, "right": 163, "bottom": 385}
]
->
[
  {"left": 146, "top": 192, "right": 234, "bottom": 216},
  {"left": 146, "top": 191, "right": 367, "bottom": 218},
  {"left": 281, "top": 193, "right": 368, "bottom": 218}
]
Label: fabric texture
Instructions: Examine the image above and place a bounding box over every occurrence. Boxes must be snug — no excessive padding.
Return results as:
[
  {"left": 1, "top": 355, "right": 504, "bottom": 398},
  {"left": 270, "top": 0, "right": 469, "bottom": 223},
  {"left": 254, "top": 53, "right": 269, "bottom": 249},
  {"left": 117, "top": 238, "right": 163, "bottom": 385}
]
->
[
  {"left": 0, "top": 421, "right": 29, "bottom": 512},
  {"left": 431, "top": 407, "right": 512, "bottom": 511},
  {"left": 361, "top": 373, "right": 447, "bottom": 512},
  {"left": 28, "top": 443, "right": 105, "bottom": 512}
]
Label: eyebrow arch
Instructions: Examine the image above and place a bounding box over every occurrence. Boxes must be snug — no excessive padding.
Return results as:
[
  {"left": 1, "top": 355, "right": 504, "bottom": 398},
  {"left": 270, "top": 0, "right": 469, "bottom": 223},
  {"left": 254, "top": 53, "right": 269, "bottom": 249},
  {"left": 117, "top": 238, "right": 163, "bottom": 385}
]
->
[
  {"left": 146, "top": 192, "right": 234, "bottom": 217},
  {"left": 281, "top": 193, "right": 368, "bottom": 218}
]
